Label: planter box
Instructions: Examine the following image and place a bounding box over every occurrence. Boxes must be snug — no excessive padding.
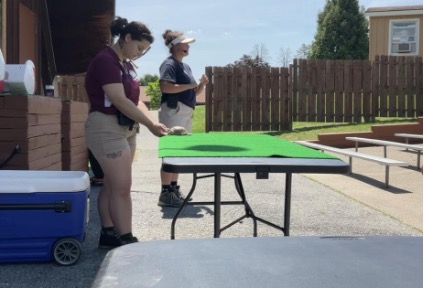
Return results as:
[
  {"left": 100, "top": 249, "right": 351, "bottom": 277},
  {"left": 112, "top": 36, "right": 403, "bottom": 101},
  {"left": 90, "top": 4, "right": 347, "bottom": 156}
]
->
[
  {"left": 0, "top": 94, "right": 62, "bottom": 170},
  {"left": 315, "top": 117, "right": 423, "bottom": 148}
]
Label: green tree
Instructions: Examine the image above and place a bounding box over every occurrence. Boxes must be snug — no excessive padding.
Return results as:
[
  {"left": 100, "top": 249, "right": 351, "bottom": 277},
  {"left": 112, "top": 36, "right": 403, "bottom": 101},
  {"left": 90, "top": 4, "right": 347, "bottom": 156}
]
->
[
  {"left": 277, "top": 47, "right": 292, "bottom": 67},
  {"left": 227, "top": 44, "right": 271, "bottom": 68},
  {"left": 226, "top": 54, "right": 270, "bottom": 68},
  {"left": 139, "top": 73, "right": 159, "bottom": 86},
  {"left": 251, "top": 43, "right": 271, "bottom": 64},
  {"left": 310, "top": 0, "right": 368, "bottom": 60},
  {"left": 296, "top": 44, "right": 312, "bottom": 59},
  {"left": 145, "top": 79, "right": 161, "bottom": 110}
]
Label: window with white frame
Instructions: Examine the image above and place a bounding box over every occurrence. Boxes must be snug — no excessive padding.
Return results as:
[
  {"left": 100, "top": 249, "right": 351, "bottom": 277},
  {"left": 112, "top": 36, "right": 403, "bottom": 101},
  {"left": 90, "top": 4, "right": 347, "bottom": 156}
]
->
[{"left": 389, "top": 19, "right": 419, "bottom": 54}]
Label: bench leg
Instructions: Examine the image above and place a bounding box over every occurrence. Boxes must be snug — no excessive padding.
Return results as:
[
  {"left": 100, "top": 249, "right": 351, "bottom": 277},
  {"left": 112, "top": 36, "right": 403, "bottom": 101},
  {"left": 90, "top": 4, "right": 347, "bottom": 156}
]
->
[{"left": 385, "top": 166, "right": 390, "bottom": 188}]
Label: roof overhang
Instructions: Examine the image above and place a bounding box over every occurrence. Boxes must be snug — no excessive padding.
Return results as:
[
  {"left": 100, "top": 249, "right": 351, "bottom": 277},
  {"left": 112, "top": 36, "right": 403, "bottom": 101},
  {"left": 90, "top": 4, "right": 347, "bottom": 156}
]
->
[
  {"left": 47, "top": 0, "right": 115, "bottom": 74},
  {"left": 365, "top": 5, "right": 423, "bottom": 18}
]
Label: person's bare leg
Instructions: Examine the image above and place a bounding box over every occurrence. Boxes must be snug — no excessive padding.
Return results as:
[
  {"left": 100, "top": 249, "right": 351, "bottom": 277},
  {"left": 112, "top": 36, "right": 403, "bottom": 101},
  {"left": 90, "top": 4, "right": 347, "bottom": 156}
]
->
[
  {"left": 97, "top": 182, "right": 113, "bottom": 228},
  {"left": 97, "top": 147, "right": 133, "bottom": 236},
  {"left": 97, "top": 145, "right": 135, "bottom": 230},
  {"left": 171, "top": 174, "right": 179, "bottom": 183},
  {"left": 161, "top": 169, "right": 176, "bottom": 186}
]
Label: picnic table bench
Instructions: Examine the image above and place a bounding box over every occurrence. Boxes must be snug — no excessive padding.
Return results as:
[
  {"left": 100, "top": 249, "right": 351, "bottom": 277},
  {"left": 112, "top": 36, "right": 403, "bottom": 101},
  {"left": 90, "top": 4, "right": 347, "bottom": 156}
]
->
[
  {"left": 345, "top": 137, "right": 422, "bottom": 169},
  {"left": 394, "top": 133, "right": 423, "bottom": 151},
  {"left": 295, "top": 141, "right": 408, "bottom": 188}
]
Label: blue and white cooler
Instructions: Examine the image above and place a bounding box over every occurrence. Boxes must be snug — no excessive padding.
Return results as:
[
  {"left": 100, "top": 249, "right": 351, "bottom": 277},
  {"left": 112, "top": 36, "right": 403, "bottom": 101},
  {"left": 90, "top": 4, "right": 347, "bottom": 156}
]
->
[{"left": 0, "top": 170, "right": 90, "bottom": 265}]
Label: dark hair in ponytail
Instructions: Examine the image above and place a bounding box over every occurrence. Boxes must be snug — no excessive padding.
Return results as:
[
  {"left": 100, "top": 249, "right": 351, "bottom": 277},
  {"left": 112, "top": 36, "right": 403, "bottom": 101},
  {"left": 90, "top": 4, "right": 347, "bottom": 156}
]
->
[{"left": 110, "top": 16, "right": 154, "bottom": 44}]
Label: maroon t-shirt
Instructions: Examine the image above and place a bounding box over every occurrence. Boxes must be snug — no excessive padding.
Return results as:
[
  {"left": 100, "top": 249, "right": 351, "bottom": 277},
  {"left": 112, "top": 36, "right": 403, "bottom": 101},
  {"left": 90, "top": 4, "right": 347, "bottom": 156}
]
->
[{"left": 85, "top": 46, "right": 140, "bottom": 115}]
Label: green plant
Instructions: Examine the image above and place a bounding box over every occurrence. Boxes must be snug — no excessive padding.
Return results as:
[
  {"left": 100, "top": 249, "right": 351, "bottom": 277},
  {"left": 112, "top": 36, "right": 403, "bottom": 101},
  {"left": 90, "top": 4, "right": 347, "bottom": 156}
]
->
[
  {"left": 192, "top": 105, "right": 206, "bottom": 132},
  {"left": 145, "top": 80, "right": 161, "bottom": 110},
  {"left": 139, "top": 74, "right": 159, "bottom": 86}
]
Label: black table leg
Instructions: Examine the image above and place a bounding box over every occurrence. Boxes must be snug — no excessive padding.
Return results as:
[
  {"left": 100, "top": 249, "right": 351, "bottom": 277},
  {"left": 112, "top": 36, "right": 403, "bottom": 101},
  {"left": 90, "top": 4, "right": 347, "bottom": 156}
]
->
[
  {"left": 284, "top": 173, "right": 292, "bottom": 236},
  {"left": 171, "top": 173, "right": 198, "bottom": 239},
  {"left": 171, "top": 172, "right": 292, "bottom": 238},
  {"left": 214, "top": 173, "right": 221, "bottom": 238},
  {"left": 234, "top": 173, "right": 258, "bottom": 236}
]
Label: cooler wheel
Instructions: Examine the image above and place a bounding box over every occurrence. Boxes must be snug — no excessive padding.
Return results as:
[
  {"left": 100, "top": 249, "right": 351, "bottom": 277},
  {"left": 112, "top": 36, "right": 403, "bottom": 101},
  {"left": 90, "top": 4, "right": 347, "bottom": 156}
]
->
[{"left": 52, "top": 238, "right": 82, "bottom": 266}]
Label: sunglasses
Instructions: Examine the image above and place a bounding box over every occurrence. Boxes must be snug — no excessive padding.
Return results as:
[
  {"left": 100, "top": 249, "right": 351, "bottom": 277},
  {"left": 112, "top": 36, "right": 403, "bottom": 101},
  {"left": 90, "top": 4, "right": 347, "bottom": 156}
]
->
[
  {"left": 132, "top": 46, "right": 151, "bottom": 62},
  {"left": 140, "top": 46, "right": 151, "bottom": 56}
]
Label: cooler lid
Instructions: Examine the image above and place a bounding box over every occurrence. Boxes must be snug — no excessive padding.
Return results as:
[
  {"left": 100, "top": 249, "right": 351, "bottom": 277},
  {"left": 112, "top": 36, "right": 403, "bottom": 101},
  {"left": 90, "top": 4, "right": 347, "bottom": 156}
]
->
[{"left": 0, "top": 170, "right": 90, "bottom": 193}]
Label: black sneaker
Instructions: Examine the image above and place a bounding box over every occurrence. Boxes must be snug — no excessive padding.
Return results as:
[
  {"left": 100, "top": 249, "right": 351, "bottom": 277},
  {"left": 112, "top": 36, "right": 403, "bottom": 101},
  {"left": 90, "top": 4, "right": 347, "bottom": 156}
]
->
[
  {"left": 98, "top": 229, "right": 121, "bottom": 249},
  {"left": 158, "top": 188, "right": 184, "bottom": 207},
  {"left": 173, "top": 185, "right": 192, "bottom": 201},
  {"left": 118, "top": 234, "right": 138, "bottom": 246}
]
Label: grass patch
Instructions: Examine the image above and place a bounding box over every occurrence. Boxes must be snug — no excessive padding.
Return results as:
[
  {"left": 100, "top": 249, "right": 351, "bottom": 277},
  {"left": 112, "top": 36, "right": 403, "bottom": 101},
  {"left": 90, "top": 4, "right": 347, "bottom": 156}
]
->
[{"left": 192, "top": 105, "right": 417, "bottom": 141}]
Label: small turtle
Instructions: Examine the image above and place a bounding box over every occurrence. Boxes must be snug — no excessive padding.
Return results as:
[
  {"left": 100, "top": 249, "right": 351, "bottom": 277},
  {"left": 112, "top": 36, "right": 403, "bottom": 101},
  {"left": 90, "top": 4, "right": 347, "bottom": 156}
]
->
[{"left": 168, "top": 126, "right": 188, "bottom": 135}]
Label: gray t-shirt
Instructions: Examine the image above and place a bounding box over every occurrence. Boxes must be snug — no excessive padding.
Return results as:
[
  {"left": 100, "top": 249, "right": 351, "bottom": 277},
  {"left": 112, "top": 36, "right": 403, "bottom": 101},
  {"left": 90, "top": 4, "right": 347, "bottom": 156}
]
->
[{"left": 159, "top": 56, "right": 196, "bottom": 109}]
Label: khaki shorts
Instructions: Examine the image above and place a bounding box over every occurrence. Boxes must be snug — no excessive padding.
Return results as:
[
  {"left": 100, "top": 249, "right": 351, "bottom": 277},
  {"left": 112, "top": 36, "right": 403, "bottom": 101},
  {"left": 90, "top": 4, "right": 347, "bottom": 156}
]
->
[
  {"left": 85, "top": 111, "right": 138, "bottom": 158},
  {"left": 158, "top": 102, "right": 193, "bottom": 133}
]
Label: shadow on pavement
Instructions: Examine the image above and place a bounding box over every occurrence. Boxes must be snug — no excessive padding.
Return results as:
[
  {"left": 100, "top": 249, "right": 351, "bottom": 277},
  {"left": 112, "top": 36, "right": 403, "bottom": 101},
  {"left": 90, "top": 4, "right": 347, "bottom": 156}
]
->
[
  {"left": 160, "top": 205, "right": 212, "bottom": 219},
  {"left": 349, "top": 173, "right": 414, "bottom": 194}
]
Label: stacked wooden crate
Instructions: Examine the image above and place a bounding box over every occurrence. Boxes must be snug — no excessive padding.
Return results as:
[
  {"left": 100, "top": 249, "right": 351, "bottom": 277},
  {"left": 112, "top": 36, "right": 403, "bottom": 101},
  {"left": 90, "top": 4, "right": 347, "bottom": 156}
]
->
[
  {"left": 56, "top": 74, "right": 88, "bottom": 102},
  {"left": 61, "top": 100, "right": 89, "bottom": 171},
  {"left": 0, "top": 95, "right": 62, "bottom": 170}
]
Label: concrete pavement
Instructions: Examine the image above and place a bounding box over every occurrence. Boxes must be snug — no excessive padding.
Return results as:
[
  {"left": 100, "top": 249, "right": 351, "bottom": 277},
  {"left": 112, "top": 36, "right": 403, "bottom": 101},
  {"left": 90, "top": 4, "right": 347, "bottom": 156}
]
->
[
  {"left": 0, "top": 112, "right": 422, "bottom": 288},
  {"left": 305, "top": 145, "right": 423, "bottom": 231}
]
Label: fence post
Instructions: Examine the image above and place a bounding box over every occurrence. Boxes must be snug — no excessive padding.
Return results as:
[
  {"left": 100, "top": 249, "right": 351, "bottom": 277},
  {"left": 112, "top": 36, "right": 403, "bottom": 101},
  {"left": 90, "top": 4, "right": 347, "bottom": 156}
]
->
[
  {"left": 205, "top": 66, "right": 213, "bottom": 132},
  {"left": 372, "top": 55, "right": 380, "bottom": 120},
  {"left": 416, "top": 57, "right": 423, "bottom": 117}
]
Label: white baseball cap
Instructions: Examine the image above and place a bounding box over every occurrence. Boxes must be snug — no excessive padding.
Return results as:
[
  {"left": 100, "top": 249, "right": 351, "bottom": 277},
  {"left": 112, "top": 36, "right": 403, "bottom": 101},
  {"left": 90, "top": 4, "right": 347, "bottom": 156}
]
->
[{"left": 167, "top": 34, "right": 196, "bottom": 48}]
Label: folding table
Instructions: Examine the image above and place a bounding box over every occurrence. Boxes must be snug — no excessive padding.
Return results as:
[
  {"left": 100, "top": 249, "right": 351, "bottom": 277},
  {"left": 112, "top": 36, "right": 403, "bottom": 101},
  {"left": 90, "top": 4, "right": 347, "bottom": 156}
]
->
[
  {"left": 160, "top": 133, "right": 350, "bottom": 238},
  {"left": 92, "top": 236, "right": 423, "bottom": 288}
]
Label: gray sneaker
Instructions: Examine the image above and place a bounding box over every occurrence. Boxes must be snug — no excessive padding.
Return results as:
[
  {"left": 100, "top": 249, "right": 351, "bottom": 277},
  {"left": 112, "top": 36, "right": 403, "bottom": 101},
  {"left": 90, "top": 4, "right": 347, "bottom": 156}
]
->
[
  {"left": 172, "top": 185, "right": 192, "bottom": 201},
  {"left": 158, "top": 188, "right": 184, "bottom": 207}
]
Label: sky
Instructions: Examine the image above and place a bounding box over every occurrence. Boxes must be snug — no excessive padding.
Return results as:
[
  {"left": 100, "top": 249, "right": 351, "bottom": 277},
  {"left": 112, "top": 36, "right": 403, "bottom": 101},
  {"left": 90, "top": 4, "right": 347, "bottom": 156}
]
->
[{"left": 116, "top": 0, "right": 422, "bottom": 80}]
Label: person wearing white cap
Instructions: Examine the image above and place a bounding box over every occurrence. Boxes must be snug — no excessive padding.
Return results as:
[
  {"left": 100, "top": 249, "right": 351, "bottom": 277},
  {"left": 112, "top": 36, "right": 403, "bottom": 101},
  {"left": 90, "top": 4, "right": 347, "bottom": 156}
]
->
[{"left": 158, "top": 30, "right": 209, "bottom": 207}]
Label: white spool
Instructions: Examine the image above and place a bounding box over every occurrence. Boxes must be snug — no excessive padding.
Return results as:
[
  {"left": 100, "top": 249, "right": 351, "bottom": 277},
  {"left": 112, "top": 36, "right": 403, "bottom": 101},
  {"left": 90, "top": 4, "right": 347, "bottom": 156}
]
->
[
  {"left": 0, "top": 49, "right": 5, "bottom": 92},
  {"left": 3, "top": 60, "right": 36, "bottom": 95}
]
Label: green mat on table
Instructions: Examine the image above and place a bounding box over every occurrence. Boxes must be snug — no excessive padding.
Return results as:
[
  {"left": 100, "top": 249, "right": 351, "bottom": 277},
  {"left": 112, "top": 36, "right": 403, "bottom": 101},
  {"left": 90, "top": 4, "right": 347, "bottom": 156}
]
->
[{"left": 159, "top": 133, "right": 337, "bottom": 159}]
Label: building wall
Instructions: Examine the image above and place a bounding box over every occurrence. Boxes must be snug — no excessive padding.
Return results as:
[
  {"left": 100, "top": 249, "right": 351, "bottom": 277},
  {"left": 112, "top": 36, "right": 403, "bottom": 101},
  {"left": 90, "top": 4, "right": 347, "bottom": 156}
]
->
[
  {"left": 369, "top": 14, "right": 423, "bottom": 60},
  {"left": 18, "top": 3, "right": 36, "bottom": 64},
  {"left": 1, "top": 1, "right": 6, "bottom": 54}
]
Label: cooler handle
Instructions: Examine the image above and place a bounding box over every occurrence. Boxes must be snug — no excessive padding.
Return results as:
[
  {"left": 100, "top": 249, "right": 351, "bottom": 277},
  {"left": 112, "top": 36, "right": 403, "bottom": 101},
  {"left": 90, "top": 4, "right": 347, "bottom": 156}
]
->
[{"left": 0, "top": 201, "right": 72, "bottom": 213}]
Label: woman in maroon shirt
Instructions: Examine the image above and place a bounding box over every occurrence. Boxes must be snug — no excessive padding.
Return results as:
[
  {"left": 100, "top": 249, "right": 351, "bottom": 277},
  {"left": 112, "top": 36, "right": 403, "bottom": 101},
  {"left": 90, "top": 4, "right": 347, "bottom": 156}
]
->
[{"left": 85, "top": 16, "right": 168, "bottom": 248}]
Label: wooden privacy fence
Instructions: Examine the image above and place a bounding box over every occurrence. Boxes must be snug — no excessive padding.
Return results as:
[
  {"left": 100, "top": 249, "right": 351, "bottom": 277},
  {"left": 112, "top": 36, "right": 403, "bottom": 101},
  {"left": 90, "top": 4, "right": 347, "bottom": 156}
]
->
[
  {"left": 205, "top": 55, "right": 423, "bottom": 132},
  {"left": 205, "top": 66, "right": 292, "bottom": 132},
  {"left": 373, "top": 56, "right": 422, "bottom": 118},
  {"left": 292, "top": 55, "right": 423, "bottom": 123}
]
